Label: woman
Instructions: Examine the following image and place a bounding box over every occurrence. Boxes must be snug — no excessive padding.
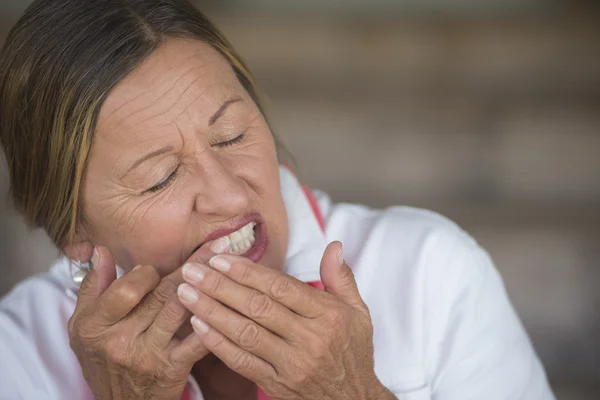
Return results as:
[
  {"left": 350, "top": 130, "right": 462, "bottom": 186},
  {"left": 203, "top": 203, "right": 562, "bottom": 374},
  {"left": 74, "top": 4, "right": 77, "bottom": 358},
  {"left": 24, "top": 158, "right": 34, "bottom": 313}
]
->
[{"left": 0, "top": 0, "right": 555, "bottom": 399}]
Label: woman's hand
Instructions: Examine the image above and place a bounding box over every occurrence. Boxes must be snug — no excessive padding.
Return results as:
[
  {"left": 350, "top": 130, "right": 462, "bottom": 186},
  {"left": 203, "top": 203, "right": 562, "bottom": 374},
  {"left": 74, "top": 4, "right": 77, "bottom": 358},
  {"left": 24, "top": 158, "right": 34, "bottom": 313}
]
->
[
  {"left": 68, "top": 245, "right": 214, "bottom": 400},
  {"left": 178, "top": 241, "right": 396, "bottom": 400}
]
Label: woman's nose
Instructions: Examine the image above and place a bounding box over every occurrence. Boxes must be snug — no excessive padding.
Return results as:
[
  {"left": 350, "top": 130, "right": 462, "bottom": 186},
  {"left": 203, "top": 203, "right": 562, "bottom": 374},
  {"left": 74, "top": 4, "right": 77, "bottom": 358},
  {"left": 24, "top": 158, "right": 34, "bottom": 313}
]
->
[{"left": 192, "top": 157, "right": 250, "bottom": 217}]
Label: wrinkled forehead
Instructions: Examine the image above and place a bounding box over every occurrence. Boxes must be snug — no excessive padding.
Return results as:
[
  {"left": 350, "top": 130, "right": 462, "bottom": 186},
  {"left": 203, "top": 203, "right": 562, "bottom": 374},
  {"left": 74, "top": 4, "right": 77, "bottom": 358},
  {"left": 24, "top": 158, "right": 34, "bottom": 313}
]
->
[{"left": 96, "top": 38, "right": 243, "bottom": 140}]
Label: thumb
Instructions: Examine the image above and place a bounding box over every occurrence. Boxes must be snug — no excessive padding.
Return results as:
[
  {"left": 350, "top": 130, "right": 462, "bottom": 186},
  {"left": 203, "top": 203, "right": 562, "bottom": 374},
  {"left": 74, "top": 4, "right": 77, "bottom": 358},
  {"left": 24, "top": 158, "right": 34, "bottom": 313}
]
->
[
  {"left": 319, "top": 241, "right": 362, "bottom": 308},
  {"left": 77, "top": 246, "right": 117, "bottom": 307}
]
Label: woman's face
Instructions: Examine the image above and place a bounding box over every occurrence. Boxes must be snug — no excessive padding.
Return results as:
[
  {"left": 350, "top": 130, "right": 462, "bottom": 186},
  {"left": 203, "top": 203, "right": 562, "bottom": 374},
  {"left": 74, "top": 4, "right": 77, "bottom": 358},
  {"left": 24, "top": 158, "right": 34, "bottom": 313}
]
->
[{"left": 79, "top": 38, "right": 288, "bottom": 275}]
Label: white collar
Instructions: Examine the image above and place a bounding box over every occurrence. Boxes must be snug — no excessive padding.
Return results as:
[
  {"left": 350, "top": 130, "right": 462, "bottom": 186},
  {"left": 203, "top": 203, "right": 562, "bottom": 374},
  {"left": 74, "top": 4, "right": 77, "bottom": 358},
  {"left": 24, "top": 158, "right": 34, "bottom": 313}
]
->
[{"left": 279, "top": 166, "right": 327, "bottom": 283}]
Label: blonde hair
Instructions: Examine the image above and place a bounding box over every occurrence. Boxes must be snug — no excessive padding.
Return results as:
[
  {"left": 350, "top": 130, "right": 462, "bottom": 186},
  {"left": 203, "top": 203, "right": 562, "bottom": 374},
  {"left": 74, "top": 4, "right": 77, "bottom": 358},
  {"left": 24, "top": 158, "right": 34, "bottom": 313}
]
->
[{"left": 0, "top": 0, "right": 273, "bottom": 247}]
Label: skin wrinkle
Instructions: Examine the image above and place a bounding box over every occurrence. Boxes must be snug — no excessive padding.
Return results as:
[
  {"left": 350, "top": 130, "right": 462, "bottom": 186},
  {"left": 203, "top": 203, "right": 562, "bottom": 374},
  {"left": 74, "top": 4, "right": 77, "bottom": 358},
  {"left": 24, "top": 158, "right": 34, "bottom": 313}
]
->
[
  {"left": 115, "top": 124, "right": 183, "bottom": 187},
  {"left": 104, "top": 48, "right": 223, "bottom": 120},
  {"left": 123, "top": 146, "right": 175, "bottom": 178},
  {"left": 183, "top": 84, "right": 245, "bottom": 132},
  {"left": 81, "top": 38, "right": 288, "bottom": 275},
  {"left": 115, "top": 82, "right": 242, "bottom": 180},
  {"left": 132, "top": 50, "right": 231, "bottom": 125},
  {"left": 118, "top": 87, "right": 241, "bottom": 177},
  {"left": 142, "top": 72, "right": 210, "bottom": 129},
  {"left": 101, "top": 50, "right": 205, "bottom": 123},
  {"left": 124, "top": 165, "right": 185, "bottom": 225},
  {"left": 104, "top": 64, "right": 209, "bottom": 136}
]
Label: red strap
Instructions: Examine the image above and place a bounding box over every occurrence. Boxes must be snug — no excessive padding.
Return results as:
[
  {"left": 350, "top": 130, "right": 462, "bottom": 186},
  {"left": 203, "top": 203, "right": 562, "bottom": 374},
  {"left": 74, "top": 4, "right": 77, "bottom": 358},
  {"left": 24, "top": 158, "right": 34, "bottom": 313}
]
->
[
  {"left": 257, "top": 387, "right": 271, "bottom": 400},
  {"left": 300, "top": 184, "right": 326, "bottom": 292},
  {"left": 184, "top": 184, "right": 325, "bottom": 400},
  {"left": 302, "top": 185, "right": 326, "bottom": 232},
  {"left": 181, "top": 385, "right": 192, "bottom": 400}
]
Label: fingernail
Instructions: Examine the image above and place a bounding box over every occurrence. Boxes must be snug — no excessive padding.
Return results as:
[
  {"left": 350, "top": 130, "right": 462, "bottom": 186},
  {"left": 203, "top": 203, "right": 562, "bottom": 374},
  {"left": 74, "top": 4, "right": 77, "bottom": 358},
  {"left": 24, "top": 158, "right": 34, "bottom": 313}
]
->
[
  {"left": 178, "top": 283, "right": 199, "bottom": 304},
  {"left": 91, "top": 247, "right": 100, "bottom": 269},
  {"left": 209, "top": 255, "right": 231, "bottom": 273},
  {"left": 182, "top": 263, "right": 205, "bottom": 283},
  {"left": 336, "top": 244, "right": 344, "bottom": 266},
  {"left": 209, "top": 237, "right": 231, "bottom": 254},
  {"left": 191, "top": 316, "right": 209, "bottom": 334}
]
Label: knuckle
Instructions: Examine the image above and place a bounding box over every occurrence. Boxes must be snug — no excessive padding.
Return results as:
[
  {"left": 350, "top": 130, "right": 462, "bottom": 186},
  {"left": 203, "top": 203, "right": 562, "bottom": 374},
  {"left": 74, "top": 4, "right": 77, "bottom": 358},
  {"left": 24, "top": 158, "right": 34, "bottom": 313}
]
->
[
  {"left": 67, "top": 315, "right": 77, "bottom": 337},
  {"left": 230, "top": 350, "right": 253, "bottom": 373},
  {"left": 160, "top": 300, "right": 186, "bottom": 326},
  {"left": 238, "top": 262, "right": 253, "bottom": 284},
  {"left": 105, "top": 335, "right": 130, "bottom": 365},
  {"left": 202, "top": 300, "right": 219, "bottom": 319},
  {"left": 153, "top": 277, "right": 179, "bottom": 304},
  {"left": 306, "top": 335, "right": 331, "bottom": 363},
  {"left": 325, "top": 308, "right": 350, "bottom": 330},
  {"left": 267, "top": 275, "right": 293, "bottom": 301},
  {"left": 71, "top": 318, "right": 97, "bottom": 342},
  {"left": 208, "top": 273, "right": 226, "bottom": 295},
  {"left": 288, "top": 363, "right": 313, "bottom": 388},
  {"left": 162, "top": 365, "right": 185, "bottom": 382},
  {"left": 116, "top": 282, "right": 144, "bottom": 306},
  {"left": 210, "top": 333, "right": 227, "bottom": 351},
  {"left": 135, "top": 264, "right": 157, "bottom": 277},
  {"left": 247, "top": 292, "right": 274, "bottom": 319},
  {"left": 134, "top": 358, "right": 156, "bottom": 377},
  {"left": 362, "top": 314, "right": 374, "bottom": 335},
  {"left": 237, "top": 323, "right": 262, "bottom": 350}
]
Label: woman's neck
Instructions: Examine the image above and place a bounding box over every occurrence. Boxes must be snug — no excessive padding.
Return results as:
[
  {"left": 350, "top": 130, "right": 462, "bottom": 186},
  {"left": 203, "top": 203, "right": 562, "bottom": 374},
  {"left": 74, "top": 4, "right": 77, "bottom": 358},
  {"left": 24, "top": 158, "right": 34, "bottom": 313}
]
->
[{"left": 192, "top": 354, "right": 257, "bottom": 400}]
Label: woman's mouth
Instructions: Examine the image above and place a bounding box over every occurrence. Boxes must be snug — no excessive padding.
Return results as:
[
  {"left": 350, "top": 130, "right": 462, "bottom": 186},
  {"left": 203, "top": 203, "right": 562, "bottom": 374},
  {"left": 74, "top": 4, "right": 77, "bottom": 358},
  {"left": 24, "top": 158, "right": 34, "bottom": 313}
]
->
[{"left": 198, "top": 216, "right": 268, "bottom": 263}]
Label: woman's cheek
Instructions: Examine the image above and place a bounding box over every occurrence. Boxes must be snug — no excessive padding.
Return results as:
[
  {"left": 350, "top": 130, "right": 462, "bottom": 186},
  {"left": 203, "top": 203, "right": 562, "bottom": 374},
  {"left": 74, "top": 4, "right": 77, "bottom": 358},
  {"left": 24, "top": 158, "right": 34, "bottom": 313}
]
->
[{"left": 109, "top": 196, "right": 192, "bottom": 271}]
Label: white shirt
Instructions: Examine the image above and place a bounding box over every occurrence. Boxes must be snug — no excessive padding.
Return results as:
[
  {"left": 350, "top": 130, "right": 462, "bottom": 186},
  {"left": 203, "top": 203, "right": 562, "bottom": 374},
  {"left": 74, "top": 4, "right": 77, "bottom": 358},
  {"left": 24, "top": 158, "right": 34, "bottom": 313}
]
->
[{"left": 0, "top": 167, "right": 555, "bottom": 399}]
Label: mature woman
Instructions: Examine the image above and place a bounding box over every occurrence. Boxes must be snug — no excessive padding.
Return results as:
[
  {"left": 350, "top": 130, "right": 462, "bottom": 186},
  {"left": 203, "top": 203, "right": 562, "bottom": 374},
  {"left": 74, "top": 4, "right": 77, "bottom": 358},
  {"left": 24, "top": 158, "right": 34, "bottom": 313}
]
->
[{"left": 0, "top": 1, "right": 555, "bottom": 399}]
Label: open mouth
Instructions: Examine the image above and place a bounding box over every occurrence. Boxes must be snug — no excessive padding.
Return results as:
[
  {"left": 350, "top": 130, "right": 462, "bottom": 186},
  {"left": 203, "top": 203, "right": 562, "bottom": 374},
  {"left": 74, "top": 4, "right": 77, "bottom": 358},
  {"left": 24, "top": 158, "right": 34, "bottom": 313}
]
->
[
  {"left": 233, "top": 221, "right": 268, "bottom": 262},
  {"left": 194, "top": 215, "right": 268, "bottom": 263}
]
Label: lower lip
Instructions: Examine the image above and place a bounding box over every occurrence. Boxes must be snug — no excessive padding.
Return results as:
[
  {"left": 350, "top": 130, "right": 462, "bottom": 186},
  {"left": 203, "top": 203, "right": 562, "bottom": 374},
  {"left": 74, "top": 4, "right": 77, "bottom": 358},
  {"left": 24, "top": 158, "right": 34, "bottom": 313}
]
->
[{"left": 241, "top": 222, "right": 268, "bottom": 263}]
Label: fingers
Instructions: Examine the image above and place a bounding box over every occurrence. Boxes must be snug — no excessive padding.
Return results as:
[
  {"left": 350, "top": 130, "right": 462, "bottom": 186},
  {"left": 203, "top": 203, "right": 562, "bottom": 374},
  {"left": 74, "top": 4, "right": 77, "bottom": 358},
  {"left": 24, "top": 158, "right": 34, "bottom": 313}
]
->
[
  {"left": 319, "top": 242, "right": 366, "bottom": 311},
  {"left": 189, "top": 316, "right": 278, "bottom": 387},
  {"left": 127, "top": 238, "right": 226, "bottom": 330},
  {"left": 181, "top": 263, "right": 306, "bottom": 341},
  {"left": 178, "top": 284, "right": 289, "bottom": 366},
  {"left": 204, "top": 254, "right": 325, "bottom": 318},
  {"left": 75, "top": 246, "right": 117, "bottom": 312},
  {"left": 73, "top": 239, "right": 228, "bottom": 340},
  {"left": 147, "top": 238, "right": 229, "bottom": 361},
  {"left": 92, "top": 264, "right": 161, "bottom": 326},
  {"left": 169, "top": 330, "right": 210, "bottom": 369},
  {"left": 187, "top": 237, "right": 228, "bottom": 265},
  {"left": 145, "top": 293, "right": 191, "bottom": 348},
  {"left": 128, "top": 266, "right": 185, "bottom": 332}
]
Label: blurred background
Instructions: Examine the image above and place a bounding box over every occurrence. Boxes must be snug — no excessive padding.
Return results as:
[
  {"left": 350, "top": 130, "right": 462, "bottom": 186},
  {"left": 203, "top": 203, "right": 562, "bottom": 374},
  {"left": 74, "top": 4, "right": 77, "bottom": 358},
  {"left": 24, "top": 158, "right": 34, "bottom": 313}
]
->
[{"left": 1, "top": 0, "right": 599, "bottom": 398}]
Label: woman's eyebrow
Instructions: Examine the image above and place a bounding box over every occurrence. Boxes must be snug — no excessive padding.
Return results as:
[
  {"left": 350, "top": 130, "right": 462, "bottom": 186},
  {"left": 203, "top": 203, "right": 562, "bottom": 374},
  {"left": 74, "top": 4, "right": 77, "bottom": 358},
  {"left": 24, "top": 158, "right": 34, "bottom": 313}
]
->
[
  {"left": 209, "top": 96, "right": 243, "bottom": 126},
  {"left": 124, "top": 145, "right": 174, "bottom": 177}
]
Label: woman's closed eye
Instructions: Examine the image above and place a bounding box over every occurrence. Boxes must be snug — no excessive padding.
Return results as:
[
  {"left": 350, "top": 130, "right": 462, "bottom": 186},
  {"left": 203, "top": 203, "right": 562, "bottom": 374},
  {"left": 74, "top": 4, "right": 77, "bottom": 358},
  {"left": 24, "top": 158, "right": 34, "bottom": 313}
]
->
[
  {"left": 212, "top": 132, "right": 246, "bottom": 148},
  {"left": 146, "top": 165, "right": 180, "bottom": 193},
  {"left": 145, "top": 133, "right": 247, "bottom": 194}
]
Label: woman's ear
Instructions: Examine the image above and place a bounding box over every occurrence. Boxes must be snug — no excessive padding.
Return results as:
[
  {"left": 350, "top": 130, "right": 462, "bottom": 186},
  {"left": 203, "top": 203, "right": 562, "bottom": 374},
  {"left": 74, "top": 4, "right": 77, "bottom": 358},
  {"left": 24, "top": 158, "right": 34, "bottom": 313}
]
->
[{"left": 62, "top": 241, "right": 95, "bottom": 262}]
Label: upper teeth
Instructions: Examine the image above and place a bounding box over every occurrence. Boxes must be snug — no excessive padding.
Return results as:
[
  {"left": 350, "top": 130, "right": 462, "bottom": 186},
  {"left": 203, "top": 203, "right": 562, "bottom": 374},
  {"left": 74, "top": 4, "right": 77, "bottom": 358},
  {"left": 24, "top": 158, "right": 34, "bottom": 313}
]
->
[{"left": 220, "top": 222, "right": 257, "bottom": 255}]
